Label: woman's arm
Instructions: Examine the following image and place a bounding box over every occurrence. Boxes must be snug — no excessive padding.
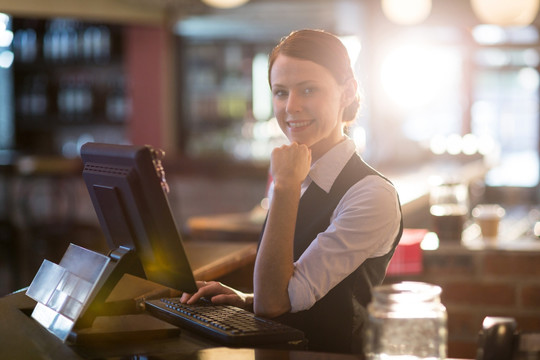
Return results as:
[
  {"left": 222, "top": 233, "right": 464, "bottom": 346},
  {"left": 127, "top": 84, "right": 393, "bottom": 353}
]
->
[{"left": 253, "top": 143, "right": 311, "bottom": 318}]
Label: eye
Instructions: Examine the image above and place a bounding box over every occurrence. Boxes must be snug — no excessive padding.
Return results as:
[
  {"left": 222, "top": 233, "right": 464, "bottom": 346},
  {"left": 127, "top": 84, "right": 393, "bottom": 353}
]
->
[
  {"left": 273, "top": 89, "right": 288, "bottom": 97},
  {"left": 302, "top": 87, "right": 316, "bottom": 95}
]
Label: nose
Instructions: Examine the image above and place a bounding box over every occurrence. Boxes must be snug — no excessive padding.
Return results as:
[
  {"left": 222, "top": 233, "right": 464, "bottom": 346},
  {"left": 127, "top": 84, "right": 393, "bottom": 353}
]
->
[{"left": 285, "top": 92, "right": 302, "bottom": 114}]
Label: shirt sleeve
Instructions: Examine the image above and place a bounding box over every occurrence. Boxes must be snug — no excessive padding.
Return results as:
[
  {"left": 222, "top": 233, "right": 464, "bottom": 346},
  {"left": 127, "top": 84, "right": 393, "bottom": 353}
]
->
[{"left": 287, "top": 175, "right": 401, "bottom": 312}]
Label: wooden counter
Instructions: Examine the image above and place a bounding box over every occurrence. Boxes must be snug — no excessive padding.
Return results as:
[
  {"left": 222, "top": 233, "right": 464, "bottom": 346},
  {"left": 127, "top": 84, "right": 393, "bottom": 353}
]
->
[
  {"left": 186, "top": 206, "right": 266, "bottom": 243},
  {"left": 184, "top": 240, "right": 257, "bottom": 281}
]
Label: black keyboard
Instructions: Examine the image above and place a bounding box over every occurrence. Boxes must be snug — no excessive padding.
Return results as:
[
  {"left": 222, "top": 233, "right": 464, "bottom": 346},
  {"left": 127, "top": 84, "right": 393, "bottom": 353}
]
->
[{"left": 144, "top": 297, "right": 305, "bottom": 346}]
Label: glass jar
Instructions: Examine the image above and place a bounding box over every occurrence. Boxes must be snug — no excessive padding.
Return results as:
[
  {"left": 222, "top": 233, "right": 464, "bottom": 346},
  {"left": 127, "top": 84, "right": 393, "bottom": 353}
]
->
[{"left": 365, "top": 281, "right": 448, "bottom": 360}]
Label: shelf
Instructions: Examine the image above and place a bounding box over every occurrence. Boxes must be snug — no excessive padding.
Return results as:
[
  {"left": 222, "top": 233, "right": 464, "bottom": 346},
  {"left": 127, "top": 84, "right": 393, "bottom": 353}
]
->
[{"left": 12, "top": 17, "right": 128, "bottom": 155}]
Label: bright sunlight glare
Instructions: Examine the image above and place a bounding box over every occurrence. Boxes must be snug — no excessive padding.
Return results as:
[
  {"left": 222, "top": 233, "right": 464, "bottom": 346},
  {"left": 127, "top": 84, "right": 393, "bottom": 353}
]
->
[{"left": 381, "top": 45, "right": 458, "bottom": 109}]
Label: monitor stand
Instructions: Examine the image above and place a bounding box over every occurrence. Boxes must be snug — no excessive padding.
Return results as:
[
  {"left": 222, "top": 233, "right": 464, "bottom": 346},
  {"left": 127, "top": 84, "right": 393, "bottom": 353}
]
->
[{"left": 26, "top": 244, "right": 182, "bottom": 344}]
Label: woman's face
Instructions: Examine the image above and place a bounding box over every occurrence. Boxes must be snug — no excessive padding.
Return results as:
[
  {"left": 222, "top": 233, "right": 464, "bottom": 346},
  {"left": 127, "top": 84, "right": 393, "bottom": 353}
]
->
[{"left": 270, "top": 55, "right": 347, "bottom": 161}]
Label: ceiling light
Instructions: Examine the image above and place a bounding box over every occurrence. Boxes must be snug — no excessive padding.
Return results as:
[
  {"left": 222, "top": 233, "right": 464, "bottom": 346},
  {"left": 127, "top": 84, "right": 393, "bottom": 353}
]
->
[
  {"left": 471, "top": 0, "right": 540, "bottom": 26},
  {"left": 201, "top": 0, "right": 249, "bottom": 9},
  {"left": 381, "top": 0, "right": 432, "bottom": 25}
]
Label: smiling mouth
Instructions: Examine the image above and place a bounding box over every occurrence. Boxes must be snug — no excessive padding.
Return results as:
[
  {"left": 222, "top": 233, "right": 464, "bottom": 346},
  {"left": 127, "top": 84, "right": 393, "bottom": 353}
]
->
[{"left": 287, "top": 120, "right": 314, "bottom": 129}]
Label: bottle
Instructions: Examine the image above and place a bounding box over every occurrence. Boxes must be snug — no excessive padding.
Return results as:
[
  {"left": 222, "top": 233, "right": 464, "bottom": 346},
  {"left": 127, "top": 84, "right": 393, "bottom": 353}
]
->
[{"left": 365, "top": 281, "right": 448, "bottom": 359}]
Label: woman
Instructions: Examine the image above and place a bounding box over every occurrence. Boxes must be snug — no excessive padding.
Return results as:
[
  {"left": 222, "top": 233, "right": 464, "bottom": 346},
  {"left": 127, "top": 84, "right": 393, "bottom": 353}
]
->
[{"left": 181, "top": 29, "right": 402, "bottom": 354}]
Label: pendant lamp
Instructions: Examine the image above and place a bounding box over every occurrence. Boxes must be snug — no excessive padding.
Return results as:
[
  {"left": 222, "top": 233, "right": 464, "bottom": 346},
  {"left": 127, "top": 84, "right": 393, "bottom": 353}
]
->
[
  {"left": 471, "top": 0, "right": 540, "bottom": 26},
  {"left": 381, "top": 0, "right": 432, "bottom": 25},
  {"left": 201, "top": 0, "right": 249, "bottom": 9}
]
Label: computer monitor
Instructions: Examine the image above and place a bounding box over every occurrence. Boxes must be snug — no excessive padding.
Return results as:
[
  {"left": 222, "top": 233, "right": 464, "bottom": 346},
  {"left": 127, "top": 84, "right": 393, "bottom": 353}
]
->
[{"left": 80, "top": 142, "right": 198, "bottom": 294}]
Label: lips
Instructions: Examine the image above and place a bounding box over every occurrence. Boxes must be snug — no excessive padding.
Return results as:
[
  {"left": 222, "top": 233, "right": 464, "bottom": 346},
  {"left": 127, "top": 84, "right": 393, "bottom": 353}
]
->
[{"left": 287, "top": 120, "right": 314, "bottom": 129}]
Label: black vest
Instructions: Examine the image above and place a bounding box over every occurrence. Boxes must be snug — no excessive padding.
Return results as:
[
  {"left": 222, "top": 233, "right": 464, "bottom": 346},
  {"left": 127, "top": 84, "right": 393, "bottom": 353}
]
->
[{"left": 265, "top": 153, "right": 403, "bottom": 354}]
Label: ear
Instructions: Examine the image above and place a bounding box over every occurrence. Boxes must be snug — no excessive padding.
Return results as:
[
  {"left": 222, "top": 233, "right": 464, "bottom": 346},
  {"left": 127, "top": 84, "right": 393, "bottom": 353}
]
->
[{"left": 341, "top": 78, "right": 358, "bottom": 107}]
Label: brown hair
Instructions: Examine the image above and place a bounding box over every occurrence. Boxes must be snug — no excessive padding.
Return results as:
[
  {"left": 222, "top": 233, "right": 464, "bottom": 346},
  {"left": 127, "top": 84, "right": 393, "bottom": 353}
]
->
[{"left": 268, "top": 29, "right": 360, "bottom": 123}]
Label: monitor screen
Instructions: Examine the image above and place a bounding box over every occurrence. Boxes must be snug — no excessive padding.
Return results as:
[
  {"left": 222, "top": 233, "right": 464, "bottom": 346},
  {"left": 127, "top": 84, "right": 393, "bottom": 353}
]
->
[{"left": 80, "top": 142, "right": 198, "bottom": 293}]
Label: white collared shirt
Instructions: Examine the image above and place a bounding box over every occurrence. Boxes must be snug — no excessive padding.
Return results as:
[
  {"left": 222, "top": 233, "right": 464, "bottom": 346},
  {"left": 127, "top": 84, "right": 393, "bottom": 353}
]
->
[{"left": 269, "top": 138, "right": 401, "bottom": 312}]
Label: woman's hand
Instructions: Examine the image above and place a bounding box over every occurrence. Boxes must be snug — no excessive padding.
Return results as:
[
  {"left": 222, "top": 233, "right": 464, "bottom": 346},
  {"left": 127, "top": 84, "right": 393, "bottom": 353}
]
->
[
  {"left": 270, "top": 143, "right": 311, "bottom": 190},
  {"left": 179, "top": 281, "right": 253, "bottom": 310}
]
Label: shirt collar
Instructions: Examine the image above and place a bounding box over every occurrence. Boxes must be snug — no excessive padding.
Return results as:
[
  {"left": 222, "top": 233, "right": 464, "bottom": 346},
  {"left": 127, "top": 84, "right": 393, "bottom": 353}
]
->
[{"left": 309, "top": 137, "right": 357, "bottom": 193}]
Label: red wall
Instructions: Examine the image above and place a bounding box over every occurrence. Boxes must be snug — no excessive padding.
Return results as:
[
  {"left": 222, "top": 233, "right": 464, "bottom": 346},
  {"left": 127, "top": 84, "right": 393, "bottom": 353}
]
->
[{"left": 123, "top": 25, "right": 174, "bottom": 149}]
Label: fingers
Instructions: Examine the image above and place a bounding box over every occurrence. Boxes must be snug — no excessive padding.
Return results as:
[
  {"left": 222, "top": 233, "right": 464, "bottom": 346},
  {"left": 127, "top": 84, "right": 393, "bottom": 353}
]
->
[
  {"left": 179, "top": 292, "right": 192, "bottom": 303},
  {"left": 270, "top": 143, "right": 311, "bottom": 186},
  {"left": 179, "top": 281, "right": 247, "bottom": 308},
  {"left": 180, "top": 280, "right": 212, "bottom": 304}
]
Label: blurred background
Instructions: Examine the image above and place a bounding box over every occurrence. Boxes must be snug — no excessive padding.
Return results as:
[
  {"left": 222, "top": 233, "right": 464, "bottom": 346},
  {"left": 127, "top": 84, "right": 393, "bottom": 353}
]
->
[{"left": 0, "top": 1, "right": 540, "bottom": 357}]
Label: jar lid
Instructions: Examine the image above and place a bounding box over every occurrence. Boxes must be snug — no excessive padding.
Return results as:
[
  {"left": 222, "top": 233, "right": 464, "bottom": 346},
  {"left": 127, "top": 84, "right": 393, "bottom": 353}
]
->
[{"left": 373, "top": 281, "right": 442, "bottom": 304}]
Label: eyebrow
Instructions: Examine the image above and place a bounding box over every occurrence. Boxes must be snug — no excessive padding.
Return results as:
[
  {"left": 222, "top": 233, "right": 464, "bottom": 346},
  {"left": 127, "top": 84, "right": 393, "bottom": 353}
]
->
[{"left": 271, "top": 80, "right": 319, "bottom": 89}]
